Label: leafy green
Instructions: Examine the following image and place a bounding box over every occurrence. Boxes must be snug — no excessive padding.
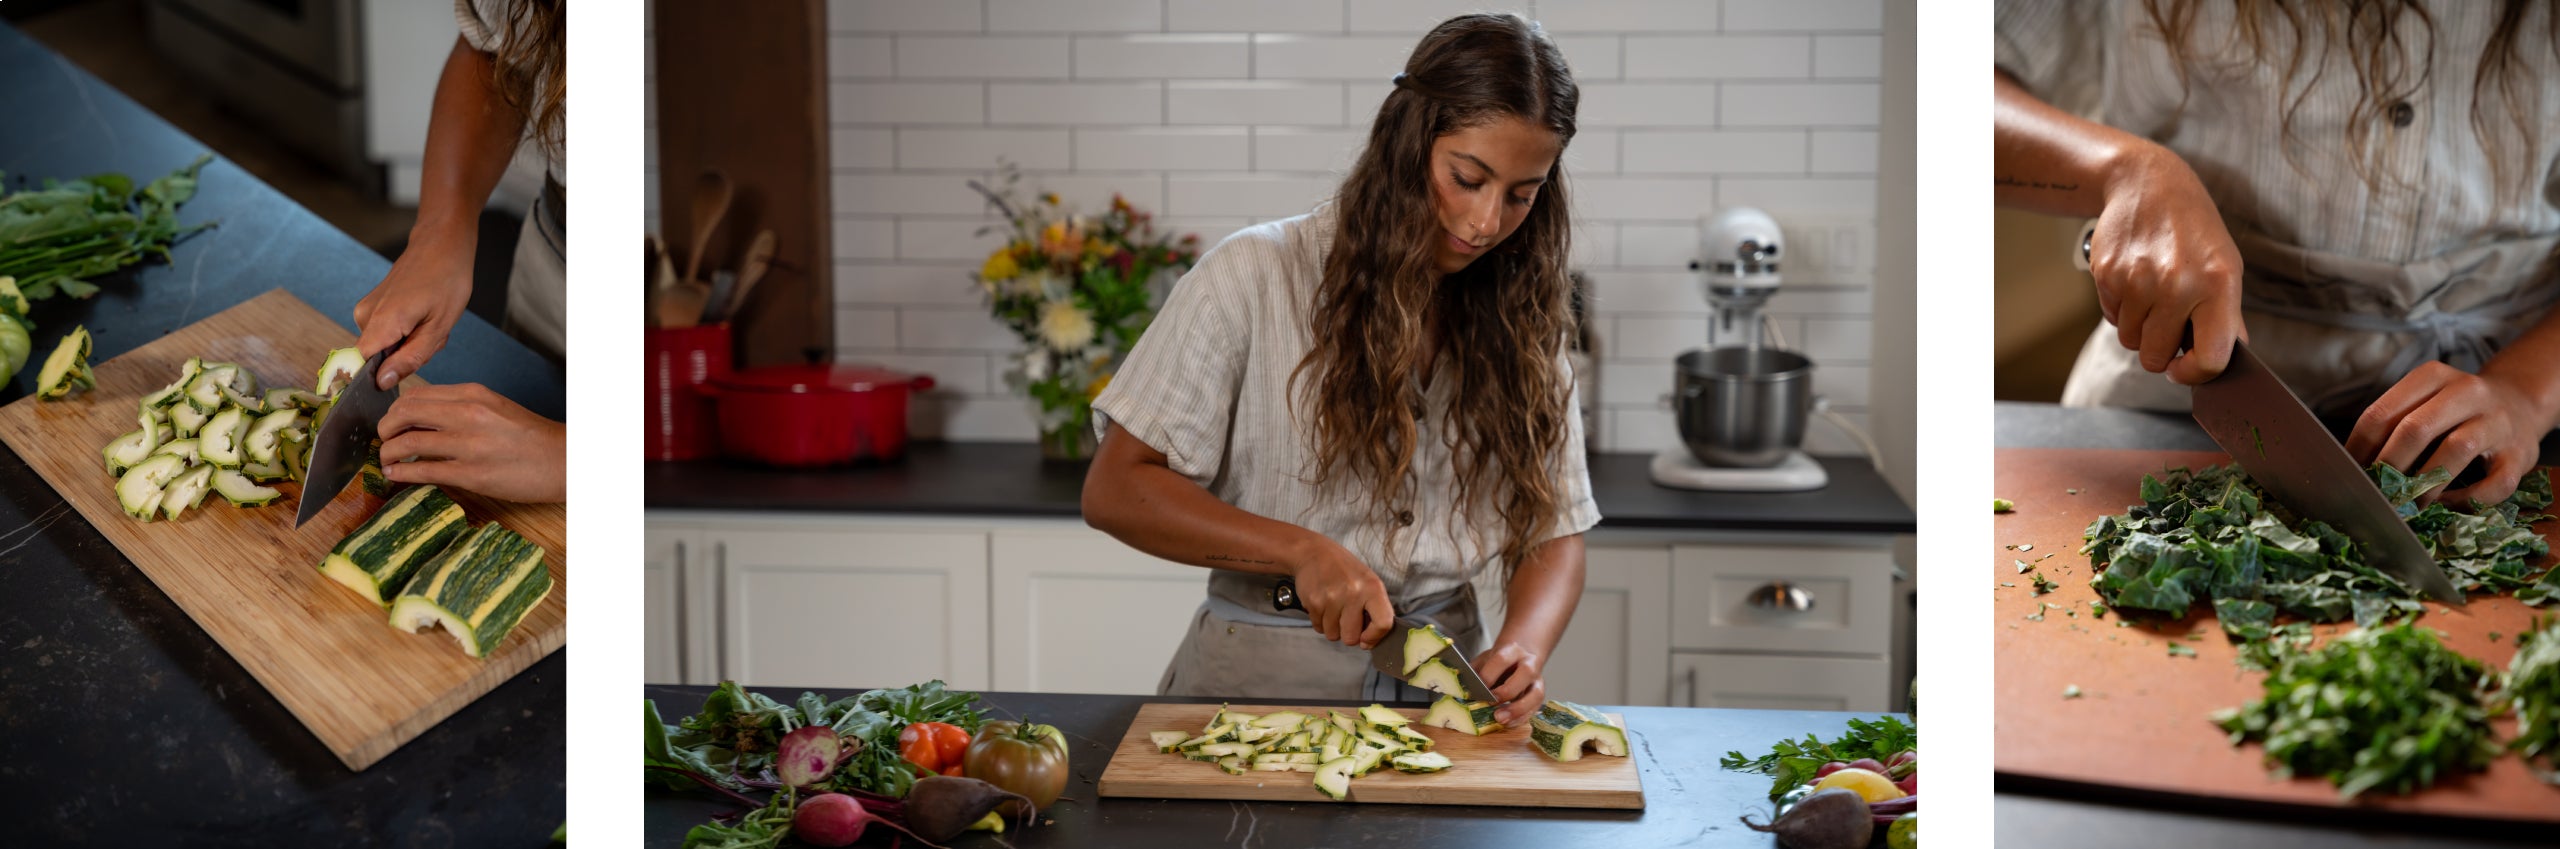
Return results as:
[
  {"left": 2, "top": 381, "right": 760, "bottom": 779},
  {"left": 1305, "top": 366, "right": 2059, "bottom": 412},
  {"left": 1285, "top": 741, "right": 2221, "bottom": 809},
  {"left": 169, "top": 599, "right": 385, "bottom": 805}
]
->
[
  {"left": 680, "top": 798, "right": 792, "bottom": 849},
  {"left": 651, "top": 681, "right": 986, "bottom": 798},
  {"left": 2213, "top": 624, "right": 2500, "bottom": 799},
  {"left": 0, "top": 155, "right": 215, "bottom": 300},
  {"left": 2506, "top": 617, "right": 2560, "bottom": 785},
  {"left": 1718, "top": 715, "right": 1918, "bottom": 801}
]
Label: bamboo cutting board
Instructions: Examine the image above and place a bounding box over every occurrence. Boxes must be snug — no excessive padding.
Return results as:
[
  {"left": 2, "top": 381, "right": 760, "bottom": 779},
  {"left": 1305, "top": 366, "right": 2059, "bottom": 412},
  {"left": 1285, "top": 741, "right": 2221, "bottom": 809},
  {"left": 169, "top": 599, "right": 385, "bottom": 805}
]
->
[
  {"left": 0, "top": 290, "right": 568, "bottom": 771},
  {"left": 1097, "top": 702, "right": 1643, "bottom": 809},
  {"left": 1993, "top": 448, "right": 2558, "bottom": 823}
]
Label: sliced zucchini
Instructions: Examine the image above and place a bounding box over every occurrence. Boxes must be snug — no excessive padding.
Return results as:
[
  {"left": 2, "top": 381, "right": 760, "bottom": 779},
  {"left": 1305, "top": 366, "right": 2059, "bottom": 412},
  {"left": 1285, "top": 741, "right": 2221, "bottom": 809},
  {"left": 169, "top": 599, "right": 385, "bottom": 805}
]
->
[
  {"left": 140, "top": 357, "right": 204, "bottom": 409},
  {"left": 218, "top": 382, "right": 266, "bottom": 415},
  {"left": 1193, "top": 742, "right": 1256, "bottom": 759},
  {"left": 1401, "top": 624, "right": 1454, "bottom": 675},
  {"left": 198, "top": 406, "right": 248, "bottom": 468},
  {"left": 1312, "top": 757, "right": 1357, "bottom": 801},
  {"left": 263, "top": 387, "right": 324, "bottom": 411},
  {"left": 1421, "top": 694, "right": 1503, "bottom": 736},
  {"left": 1251, "top": 711, "right": 1309, "bottom": 729},
  {"left": 1388, "top": 752, "right": 1453, "bottom": 774},
  {"left": 388, "top": 522, "right": 554, "bottom": 658},
  {"left": 168, "top": 402, "right": 210, "bottom": 438},
  {"left": 279, "top": 432, "right": 308, "bottom": 482},
  {"left": 150, "top": 437, "right": 203, "bottom": 464},
  {"left": 320, "top": 484, "right": 469, "bottom": 606},
  {"left": 1327, "top": 710, "right": 1359, "bottom": 737},
  {"left": 210, "top": 469, "right": 282, "bottom": 507},
  {"left": 241, "top": 457, "right": 292, "bottom": 484},
  {"left": 1213, "top": 755, "right": 1247, "bottom": 776},
  {"left": 35, "top": 325, "right": 94, "bottom": 399},
  {"left": 1348, "top": 746, "right": 1386, "bottom": 777},
  {"left": 1358, "top": 704, "right": 1410, "bottom": 731},
  {"left": 315, "top": 347, "right": 363, "bottom": 396},
  {"left": 359, "top": 438, "right": 389, "bottom": 496},
  {"left": 1392, "top": 724, "right": 1435, "bottom": 751},
  {"left": 160, "top": 465, "right": 216, "bottom": 521},
  {"left": 1527, "top": 700, "right": 1628, "bottom": 762},
  {"left": 0, "top": 274, "right": 28, "bottom": 317},
  {"left": 1149, "top": 730, "right": 1189, "bottom": 753},
  {"left": 183, "top": 365, "right": 235, "bottom": 413},
  {"left": 104, "top": 428, "right": 153, "bottom": 476},
  {"left": 241, "top": 408, "right": 302, "bottom": 464},
  {"left": 1406, "top": 656, "right": 1470, "bottom": 700},
  {"left": 115, "top": 454, "right": 187, "bottom": 521}
]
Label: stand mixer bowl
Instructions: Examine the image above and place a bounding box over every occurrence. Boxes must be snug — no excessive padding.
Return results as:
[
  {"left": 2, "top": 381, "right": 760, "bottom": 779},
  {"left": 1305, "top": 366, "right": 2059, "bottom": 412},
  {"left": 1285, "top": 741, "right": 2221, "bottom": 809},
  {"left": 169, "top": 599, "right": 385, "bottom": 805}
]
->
[{"left": 1673, "top": 347, "right": 1812, "bottom": 468}]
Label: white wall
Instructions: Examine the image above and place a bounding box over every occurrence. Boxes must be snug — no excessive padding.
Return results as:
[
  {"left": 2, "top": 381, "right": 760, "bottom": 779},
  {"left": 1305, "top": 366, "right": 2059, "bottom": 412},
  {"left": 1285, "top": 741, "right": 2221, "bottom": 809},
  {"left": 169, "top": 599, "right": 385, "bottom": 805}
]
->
[{"left": 791, "top": 0, "right": 1889, "bottom": 447}]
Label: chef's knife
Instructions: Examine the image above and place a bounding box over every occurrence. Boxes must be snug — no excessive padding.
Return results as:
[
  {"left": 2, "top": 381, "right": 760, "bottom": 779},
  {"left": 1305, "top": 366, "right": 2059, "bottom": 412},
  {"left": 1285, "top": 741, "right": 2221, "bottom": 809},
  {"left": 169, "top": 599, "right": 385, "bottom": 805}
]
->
[
  {"left": 1271, "top": 577, "right": 1499, "bottom": 701},
  {"left": 295, "top": 345, "right": 402, "bottom": 528},
  {"left": 2191, "top": 340, "right": 2463, "bottom": 604}
]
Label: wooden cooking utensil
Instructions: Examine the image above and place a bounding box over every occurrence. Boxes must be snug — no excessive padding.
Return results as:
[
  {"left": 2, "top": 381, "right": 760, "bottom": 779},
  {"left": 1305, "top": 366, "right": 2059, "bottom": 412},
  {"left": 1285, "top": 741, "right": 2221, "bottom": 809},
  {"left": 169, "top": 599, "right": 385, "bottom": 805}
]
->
[
  {"left": 724, "top": 229, "right": 777, "bottom": 322},
  {"left": 657, "top": 280, "right": 713, "bottom": 329},
  {"left": 683, "top": 171, "right": 733, "bottom": 287}
]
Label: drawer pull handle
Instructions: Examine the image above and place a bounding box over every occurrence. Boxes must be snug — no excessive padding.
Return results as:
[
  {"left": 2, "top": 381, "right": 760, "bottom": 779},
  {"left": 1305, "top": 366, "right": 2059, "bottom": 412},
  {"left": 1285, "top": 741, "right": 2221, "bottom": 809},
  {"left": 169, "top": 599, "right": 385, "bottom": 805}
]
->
[{"left": 1748, "top": 581, "right": 1814, "bottom": 612}]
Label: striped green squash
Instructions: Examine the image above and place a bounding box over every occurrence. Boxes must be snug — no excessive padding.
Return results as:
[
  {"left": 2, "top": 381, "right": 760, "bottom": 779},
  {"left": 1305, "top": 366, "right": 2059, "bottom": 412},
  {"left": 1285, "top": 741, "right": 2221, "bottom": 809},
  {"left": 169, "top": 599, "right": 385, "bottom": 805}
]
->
[
  {"left": 389, "top": 522, "right": 552, "bottom": 658},
  {"left": 1528, "top": 699, "right": 1628, "bottom": 762},
  {"left": 319, "top": 484, "right": 467, "bottom": 607}
]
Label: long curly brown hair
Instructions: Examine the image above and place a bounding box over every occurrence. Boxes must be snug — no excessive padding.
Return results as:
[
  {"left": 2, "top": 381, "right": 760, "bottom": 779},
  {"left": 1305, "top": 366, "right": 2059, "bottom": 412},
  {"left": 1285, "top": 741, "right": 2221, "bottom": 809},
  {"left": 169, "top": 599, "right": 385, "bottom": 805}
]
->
[
  {"left": 1289, "top": 13, "right": 1579, "bottom": 590},
  {"left": 492, "top": 0, "right": 566, "bottom": 163},
  {"left": 2142, "top": 0, "right": 2557, "bottom": 205}
]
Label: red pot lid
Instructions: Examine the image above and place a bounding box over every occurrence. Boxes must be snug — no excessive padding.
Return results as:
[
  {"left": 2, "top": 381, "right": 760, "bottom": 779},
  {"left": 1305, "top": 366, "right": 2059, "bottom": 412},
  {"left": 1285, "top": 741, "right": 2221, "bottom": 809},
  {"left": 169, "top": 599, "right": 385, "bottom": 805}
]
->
[{"left": 711, "top": 364, "right": 921, "bottom": 394}]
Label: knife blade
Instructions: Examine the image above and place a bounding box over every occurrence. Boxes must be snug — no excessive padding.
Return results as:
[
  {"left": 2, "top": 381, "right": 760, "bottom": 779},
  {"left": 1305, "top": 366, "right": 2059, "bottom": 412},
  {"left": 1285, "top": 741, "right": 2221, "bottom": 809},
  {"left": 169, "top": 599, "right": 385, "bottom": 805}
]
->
[
  {"left": 1269, "top": 577, "right": 1501, "bottom": 702},
  {"left": 2191, "top": 340, "right": 2463, "bottom": 604},
  {"left": 295, "top": 346, "right": 401, "bottom": 527}
]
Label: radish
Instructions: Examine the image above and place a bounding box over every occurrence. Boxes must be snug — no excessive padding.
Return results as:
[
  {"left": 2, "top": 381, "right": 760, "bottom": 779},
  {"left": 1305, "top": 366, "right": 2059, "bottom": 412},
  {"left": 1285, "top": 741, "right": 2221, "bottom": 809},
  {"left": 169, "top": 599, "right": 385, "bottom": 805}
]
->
[
  {"left": 776, "top": 726, "right": 845, "bottom": 790},
  {"left": 791, "top": 793, "right": 945, "bottom": 849}
]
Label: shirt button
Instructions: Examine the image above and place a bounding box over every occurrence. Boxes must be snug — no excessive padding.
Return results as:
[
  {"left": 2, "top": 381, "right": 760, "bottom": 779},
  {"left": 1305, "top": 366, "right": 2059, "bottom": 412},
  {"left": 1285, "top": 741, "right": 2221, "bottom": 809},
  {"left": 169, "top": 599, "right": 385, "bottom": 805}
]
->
[
  {"left": 1397, "top": 510, "right": 1415, "bottom": 526},
  {"left": 2390, "top": 101, "right": 2414, "bottom": 127}
]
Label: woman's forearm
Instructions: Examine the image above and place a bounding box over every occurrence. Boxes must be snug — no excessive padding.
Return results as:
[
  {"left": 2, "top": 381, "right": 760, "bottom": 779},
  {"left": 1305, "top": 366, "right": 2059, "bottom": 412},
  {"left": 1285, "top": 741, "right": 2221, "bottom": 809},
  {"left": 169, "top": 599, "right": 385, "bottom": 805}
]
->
[
  {"left": 1494, "top": 533, "right": 1585, "bottom": 658},
  {"left": 1082, "top": 423, "right": 1333, "bottom": 577},
  {"left": 412, "top": 35, "right": 526, "bottom": 248},
  {"left": 1993, "top": 69, "right": 2162, "bottom": 218},
  {"left": 2480, "top": 305, "right": 2560, "bottom": 430}
]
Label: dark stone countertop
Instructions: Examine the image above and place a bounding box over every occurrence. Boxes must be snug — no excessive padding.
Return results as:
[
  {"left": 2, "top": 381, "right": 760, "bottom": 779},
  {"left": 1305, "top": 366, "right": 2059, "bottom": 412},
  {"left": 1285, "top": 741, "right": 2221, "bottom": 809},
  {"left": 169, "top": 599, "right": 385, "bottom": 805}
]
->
[
  {"left": 0, "top": 22, "right": 562, "bottom": 847},
  {"left": 1993, "top": 401, "right": 2548, "bottom": 847},
  {"left": 643, "top": 684, "right": 1911, "bottom": 849},
  {"left": 647, "top": 443, "right": 1916, "bottom": 536}
]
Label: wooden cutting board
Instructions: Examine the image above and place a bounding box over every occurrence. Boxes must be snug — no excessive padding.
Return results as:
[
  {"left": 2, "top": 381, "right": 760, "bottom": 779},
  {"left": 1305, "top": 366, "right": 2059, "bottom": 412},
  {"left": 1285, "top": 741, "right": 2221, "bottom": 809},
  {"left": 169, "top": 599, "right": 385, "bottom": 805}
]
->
[
  {"left": 0, "top": 290, "right": 567, "bottom": 771},
  {"left": 1993, "top": 447, "right": 2558, "bottom": 823},
  {"left": 1097, "top": 702, "right": 1643, "bottom": 809}
]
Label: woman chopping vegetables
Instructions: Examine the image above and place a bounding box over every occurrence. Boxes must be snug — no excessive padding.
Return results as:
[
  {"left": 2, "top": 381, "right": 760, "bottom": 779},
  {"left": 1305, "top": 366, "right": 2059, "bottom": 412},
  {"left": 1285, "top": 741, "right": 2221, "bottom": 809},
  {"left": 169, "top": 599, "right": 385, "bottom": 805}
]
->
[
  {"left": 1995, "top": 0, "right": 2560, "bottom": 505},
  {"left": 351, "top": 0, "right": 567, "bottom": 504},
  {"left": 1082, "top": 13, "right": 1598, "bottom": 729}
]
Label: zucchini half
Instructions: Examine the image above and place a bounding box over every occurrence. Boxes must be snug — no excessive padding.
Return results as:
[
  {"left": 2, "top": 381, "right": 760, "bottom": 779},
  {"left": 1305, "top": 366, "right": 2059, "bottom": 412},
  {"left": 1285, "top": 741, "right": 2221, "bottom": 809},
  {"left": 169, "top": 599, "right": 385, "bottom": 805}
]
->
[
  {"left": 1527, "top": 700, "right": 1629, "bottom": 762},
  {"left": 315, "top": 346, "right": 363, "bottom": 396},
  {"left": 35, "top": 325, "right": 94, "bottom": 399},
  {"left": 320, "top": 484, "right": 468, "bottom": 607},
  {"left": 115, "top": 454, "right": 187, "bottom": 521},
  {"left": 389, "top": 522, "right": 553, "bottom": 658}
]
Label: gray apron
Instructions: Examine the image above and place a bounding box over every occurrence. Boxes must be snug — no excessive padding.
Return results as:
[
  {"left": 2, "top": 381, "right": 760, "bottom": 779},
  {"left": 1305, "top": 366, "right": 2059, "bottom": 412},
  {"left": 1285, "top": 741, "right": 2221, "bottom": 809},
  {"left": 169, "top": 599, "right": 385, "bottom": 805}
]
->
[
  {"left": 1157, "top": 570, "right": 1487, "bottom": 703},
  {"left": 500, "top": 175, "right": 567, "bottom": 363},
  {"left": 2063, "top": 232, "right": 2560, "bottom": 419}
]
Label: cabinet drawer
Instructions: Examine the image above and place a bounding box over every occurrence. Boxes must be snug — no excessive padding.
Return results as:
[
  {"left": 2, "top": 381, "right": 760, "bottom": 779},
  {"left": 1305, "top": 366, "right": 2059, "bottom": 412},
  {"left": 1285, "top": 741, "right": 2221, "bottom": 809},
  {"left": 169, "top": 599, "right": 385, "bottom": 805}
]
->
[
  {"left": 989, "top": 529, "right": 1208, "bottom": 695},
  {"left": 719, "top": 529, "right": 991, "bottom": 691},
  {"left": 1671, "top": 652, "right": 1891, "bottom": 712},
  {"left": 1670, "top": 544, "right": 1892, "bottom": 656}
]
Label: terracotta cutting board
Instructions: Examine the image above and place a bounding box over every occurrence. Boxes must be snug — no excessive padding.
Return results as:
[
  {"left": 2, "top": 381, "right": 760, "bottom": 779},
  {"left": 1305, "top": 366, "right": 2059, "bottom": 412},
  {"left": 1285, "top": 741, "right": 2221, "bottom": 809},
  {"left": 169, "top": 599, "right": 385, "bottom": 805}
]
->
[
  {"left": 1097, "top": 702, "right": 1643, "bottom": 809},
  {"left": 0, "top": 290, "right": 568, "bottom": 771},
  {"left": 1993, "top": 447, "right": 2557, "bottom": 823}
]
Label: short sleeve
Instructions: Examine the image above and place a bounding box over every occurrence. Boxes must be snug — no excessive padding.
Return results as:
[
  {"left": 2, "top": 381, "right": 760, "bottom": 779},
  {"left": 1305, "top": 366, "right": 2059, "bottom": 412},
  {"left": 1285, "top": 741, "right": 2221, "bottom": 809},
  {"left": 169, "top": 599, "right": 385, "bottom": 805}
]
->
[
  {"left": 1090, "top": 231, "right": 1272, "bottom": 487},
  {"left": 1545, "top": 350, "right": 1603, "bottom": 542},
  {"left": 1995, "top": 0, "right": 2111, "bottom": 116},
  {"left": 456, "top": 0, "right": 509, "bottom": 53}
]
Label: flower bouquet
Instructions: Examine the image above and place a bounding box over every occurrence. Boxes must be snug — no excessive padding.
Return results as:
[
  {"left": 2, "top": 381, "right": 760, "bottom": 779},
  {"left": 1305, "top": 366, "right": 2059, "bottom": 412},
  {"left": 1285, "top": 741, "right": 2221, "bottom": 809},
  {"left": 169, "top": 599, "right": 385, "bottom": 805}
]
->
[{"left": 969, "top": 164, "right": 1199, "bottom": 461}]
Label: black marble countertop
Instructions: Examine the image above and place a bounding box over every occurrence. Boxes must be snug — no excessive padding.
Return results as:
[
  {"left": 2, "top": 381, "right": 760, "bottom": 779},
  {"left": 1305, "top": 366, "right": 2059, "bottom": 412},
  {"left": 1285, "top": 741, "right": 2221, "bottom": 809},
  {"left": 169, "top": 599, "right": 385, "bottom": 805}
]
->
[
  {"left": 1993, "top": 401, "right": 2547, "bottom": 847},
  {"left": 643, "top": 684, "right": 1911, "bottom": 849},
  {"left": 647, "top": 443, "right": 1916, "bottom": 536},
  {"left": 0, "top": 22, "right": 562, "bottom": 847}
]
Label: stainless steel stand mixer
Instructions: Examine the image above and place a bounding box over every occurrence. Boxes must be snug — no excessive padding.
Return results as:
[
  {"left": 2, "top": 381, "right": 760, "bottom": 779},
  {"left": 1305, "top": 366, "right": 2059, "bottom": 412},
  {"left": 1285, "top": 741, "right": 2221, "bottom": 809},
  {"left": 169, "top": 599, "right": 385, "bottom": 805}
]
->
[{"left": 1649, "top": 207, "right": 1829, "bottom": 492}]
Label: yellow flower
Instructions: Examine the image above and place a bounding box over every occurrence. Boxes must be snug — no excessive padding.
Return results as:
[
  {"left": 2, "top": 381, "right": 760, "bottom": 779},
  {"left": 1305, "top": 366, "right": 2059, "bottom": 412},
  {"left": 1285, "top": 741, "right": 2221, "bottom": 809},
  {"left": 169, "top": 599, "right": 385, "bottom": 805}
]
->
[
  {"left": 1039, "top": 300, "right": 1096, "bottom": 352},
  {"left": 1086, "top": 372, "right": 1113, "bottom": 401},
  {"left": 980, "top": 249, "right": 1019, "bottom": 282},
  {"left": 1041, "top": 192, "right": 1061, "bottom": 206}
]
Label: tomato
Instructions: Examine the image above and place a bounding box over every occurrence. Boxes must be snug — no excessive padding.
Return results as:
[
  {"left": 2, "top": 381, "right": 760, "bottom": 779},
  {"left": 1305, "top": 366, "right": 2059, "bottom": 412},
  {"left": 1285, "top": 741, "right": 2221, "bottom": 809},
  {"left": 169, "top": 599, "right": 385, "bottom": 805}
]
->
[
  {"left": 964, "top": 719, "right": 1070, "bottom": 810},
  {"left": 898, "top": 721, "right": 973, "bottom": 776}
]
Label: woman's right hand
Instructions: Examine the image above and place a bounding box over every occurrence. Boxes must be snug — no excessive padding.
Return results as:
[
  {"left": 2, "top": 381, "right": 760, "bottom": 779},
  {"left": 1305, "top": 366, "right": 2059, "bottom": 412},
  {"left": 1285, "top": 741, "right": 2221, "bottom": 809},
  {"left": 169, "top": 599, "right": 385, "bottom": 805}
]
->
[
  {"left": 1288, "top": 538, "right": 1396, "bottom": 650},
  {"left": 2087, "top": 142, "right": 2247, "bottom": 384},
  {"left": 353, "top": 232, "right": 474, "bottom": 390}
]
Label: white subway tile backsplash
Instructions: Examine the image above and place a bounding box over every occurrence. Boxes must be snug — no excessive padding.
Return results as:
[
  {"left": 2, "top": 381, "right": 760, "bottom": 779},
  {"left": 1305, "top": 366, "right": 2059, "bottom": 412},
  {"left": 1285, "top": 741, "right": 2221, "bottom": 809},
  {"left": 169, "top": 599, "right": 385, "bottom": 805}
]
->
[
  {"left": 1075, "top": 127, "right": 1252, "bottom": 171},
  {"left": 1577, "top": 83, "right": 1720, "bottom": 127},
  {"left": 836, "top": 307, "right": 901, "bottom": 347},
  {"left": 910, "top": 394, "right": 1045, "bottom": 440},
  {"left": 1813, "top": 35, "right": 1882, "bottom": 78},
  {"left": 987, "top": 82, "right": 1165, "bottom": 124},
  {"left": 1170, "top": 81, "right": 1344, "bottom": 125},
  {"left": 1547, "top": 34, "right": 1622, "bottom": 81},
  {"left": 1154, "top": 216, "right": 1257, "bottom": 249},
  {"left": 1623, "top": 129, "right": 1806, "bottom": 174},
  {"left": 1624, "top": 35, "right": 1808, "bottom": 80},
  {"left": 1018, "top": 172, "right": 1169, "bottom": 214},
  {"left": 1348, "top": 2, "right": 1530, "bottom": 34},
  {"left": 1617, "top": 222, "right": 1701, "bottom": 268},
  {"left": 897, "top": 128, "right": 1072, "bottom": 170},
  {"left": 896, "top": 218, "right": 1009, "bottom": 262},
  {"left": 1724, "top": 0, "right": 1883, "bottom": 32},
  {"left": 1075, "top": 34, "right": 1250, "bottom": 78},
  {"left": 1574, "top": 175, "right": 1719, "bottom": 220},
  {"left": 1343, "top": 82, "right": 1393, "bottom": 124},
  {"left": 835, "top": 218, "right": 899, "bottom": 259},
  {"left": 832, "top": 128, "right": 895, "bottom": 169},
  {"left": 1610, "top": 406, "right": 1680, "bottom": 454},
  {"left": 829, "top": 36, "right": 893, "bottom": 78},
  {"left": 830, "top": 0, "right": 983, "bottom": 33},
  {"left": 1534, "top": 0, "right": 1723, "bottom": 32},
  {"left": 1716, "top": 177, "right": 1876, "bottom": 215},
  {"left": 1599, "top": 360, "right": 1674, "bottom": 407},
  {"left": 1563, "top": 128, "right": 1618, "bottom": 174},
  {"left": 837, "top": 350, "right": 998, "bottom": 395},
  {"left": 1582, "top": 270, "right": 1713, "bottom": 314},
  {"left": 1253, "top": 35, "right": 1415, "bottom": 80},
  {"left": 833, "top": 82, "right": 987, "bottom": 125},
  {"left": 1168, "top": 0, "right": 1345, "bottom": 33},
  {"left": 896, "top": 36, "right": 1073, "bottom": 79},
  {"left": 1613, "top": 315, "right": 1712, "bottom": 359},
  {"left": 901, "top": 307, "right": 1024, "bottom": 351},
  {"left": 1166, "top": 174, "right": 1337, "bottom": 217},
  {"left": 1800, "top": 410, "right": 1872, "bottom": 457},
  {"left": 837, "top": 173, "right": 996, "bottom": 216},
  {"left": 1809, "top": 130, "right": 1878, "bottom": 173},
  {"left": 1253, "top": 127, "right": 1364, "bottom": 173},
  {"left": 988, "top": 0, "right": 1163, "bottom": 33},
  {"left": 1816, "top": 363, "right": 1870, "bottom": 406},
  {"left": 1571, "top": 221, "right": 1617, "bottom": 268},
  {"left": 1800, "top": 316, "right": 1873, "bottom": 361},
  {"left": 841, "top": 262, "right": 990, "bottom": 304},
  {"left": 1720, "top": 82, "right": 1880, "bottom": 126},
  {"left": 1763, "top": 284, "right": 1873, "bottom": 316}
]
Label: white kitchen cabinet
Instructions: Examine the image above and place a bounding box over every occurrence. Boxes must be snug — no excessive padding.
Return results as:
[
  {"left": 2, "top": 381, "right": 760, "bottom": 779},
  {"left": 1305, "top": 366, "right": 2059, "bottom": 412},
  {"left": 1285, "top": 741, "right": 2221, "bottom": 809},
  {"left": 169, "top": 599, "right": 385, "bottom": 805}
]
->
[
  {"left": 1671, "top": 544, "right": 1895, "bottom": 656},
  {"left": 1670, "top": 652, "right": 1892, "bottom": 712},
  {"left": 1476, "top": 544, "right": 1671, "bottom": 708},
  {"left": 712, "top": 524, "right": 991, "bottom": 691},
  {"left": 644, "top": 526, "right": 697, "bottom": 685},
  {"left": 987, "top": 528, "right": 1208, "bottom": 695}
]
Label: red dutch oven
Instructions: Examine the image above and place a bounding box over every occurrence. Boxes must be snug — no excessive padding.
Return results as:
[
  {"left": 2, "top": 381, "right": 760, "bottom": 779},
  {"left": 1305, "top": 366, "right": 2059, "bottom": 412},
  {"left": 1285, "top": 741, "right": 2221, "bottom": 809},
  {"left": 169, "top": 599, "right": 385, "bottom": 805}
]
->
[{"left": 698, "top": 364, "right": 935, "bottom": 467}]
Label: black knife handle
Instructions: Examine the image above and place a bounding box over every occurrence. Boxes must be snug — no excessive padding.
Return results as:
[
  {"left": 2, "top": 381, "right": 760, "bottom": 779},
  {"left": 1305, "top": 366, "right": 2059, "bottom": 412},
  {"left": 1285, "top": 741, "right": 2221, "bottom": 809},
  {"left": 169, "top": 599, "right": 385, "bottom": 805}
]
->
[{"left": 1270, "top": 577, "right": 1305, "bottom": 613}]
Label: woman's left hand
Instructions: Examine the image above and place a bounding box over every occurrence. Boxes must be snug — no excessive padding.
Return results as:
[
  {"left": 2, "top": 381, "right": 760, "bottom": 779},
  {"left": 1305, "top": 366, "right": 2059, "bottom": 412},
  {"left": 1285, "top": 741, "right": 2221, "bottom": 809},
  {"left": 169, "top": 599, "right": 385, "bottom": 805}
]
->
[
  {"left": 2346, "top": 361, "right": 2552, "bottom": 505},
  {"left": 377, "top": 383, "right": 567, "bottom": 503},
  {"left": 1475, "top": 640, "right": 1548, "bottom": 727}
]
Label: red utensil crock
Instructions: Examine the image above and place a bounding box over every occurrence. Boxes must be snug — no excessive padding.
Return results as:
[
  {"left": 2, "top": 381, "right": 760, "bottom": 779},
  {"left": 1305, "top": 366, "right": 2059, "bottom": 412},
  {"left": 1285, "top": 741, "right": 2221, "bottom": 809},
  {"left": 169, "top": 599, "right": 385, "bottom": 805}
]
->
[{"left": 645, "top": 324, "right": 733, "bottom": 461}]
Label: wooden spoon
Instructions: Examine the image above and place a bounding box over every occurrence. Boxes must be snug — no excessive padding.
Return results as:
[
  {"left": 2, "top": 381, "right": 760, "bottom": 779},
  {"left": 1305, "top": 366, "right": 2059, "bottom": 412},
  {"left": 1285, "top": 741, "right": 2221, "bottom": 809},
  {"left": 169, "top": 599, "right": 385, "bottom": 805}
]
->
[
  {"left": 657, "top": 280, "right": 713, "bottom": 329},
  {"left": 683, "top": 171, "right": 733, "bottom": 287},
  {"left": 724, "top": 229, "right": 777, "bottom": 321}
]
